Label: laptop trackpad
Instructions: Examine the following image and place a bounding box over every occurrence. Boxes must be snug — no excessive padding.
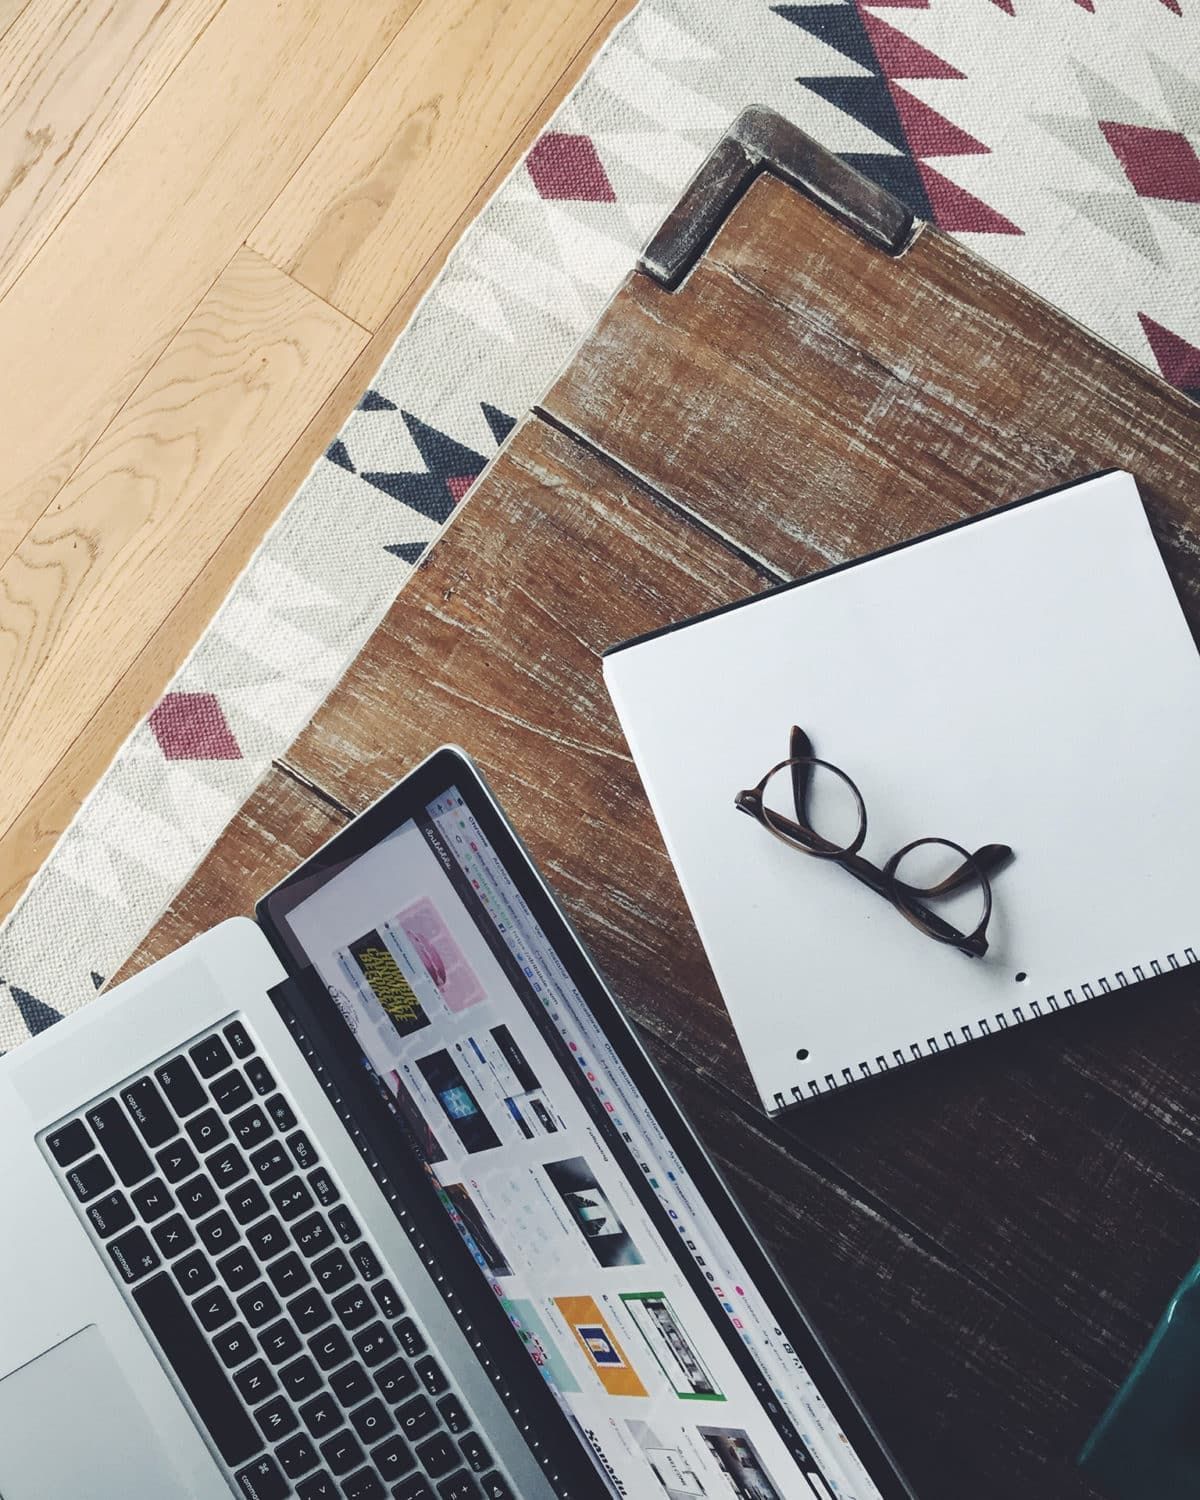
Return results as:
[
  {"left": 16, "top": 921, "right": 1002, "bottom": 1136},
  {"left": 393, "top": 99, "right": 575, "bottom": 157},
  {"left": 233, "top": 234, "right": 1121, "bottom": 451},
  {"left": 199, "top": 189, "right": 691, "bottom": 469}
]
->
[{"left": 0, "top": 1325, "right": 187, "bottom": 1498}]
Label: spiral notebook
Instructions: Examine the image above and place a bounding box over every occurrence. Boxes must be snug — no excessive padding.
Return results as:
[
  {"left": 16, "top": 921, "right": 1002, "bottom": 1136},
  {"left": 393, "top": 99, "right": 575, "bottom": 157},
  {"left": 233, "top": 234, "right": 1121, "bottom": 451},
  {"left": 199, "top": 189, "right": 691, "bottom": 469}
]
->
[{"left": 603, "top": 470, "right": 1200, "bottom": 1114}]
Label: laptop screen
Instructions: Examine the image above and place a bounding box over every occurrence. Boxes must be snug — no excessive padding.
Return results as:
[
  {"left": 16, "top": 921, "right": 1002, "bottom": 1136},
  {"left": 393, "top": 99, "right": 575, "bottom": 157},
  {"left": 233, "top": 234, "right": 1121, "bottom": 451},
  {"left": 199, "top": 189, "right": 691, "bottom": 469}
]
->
[{"left": 277, "top": 782, "right": 888, "bottom": 1500}]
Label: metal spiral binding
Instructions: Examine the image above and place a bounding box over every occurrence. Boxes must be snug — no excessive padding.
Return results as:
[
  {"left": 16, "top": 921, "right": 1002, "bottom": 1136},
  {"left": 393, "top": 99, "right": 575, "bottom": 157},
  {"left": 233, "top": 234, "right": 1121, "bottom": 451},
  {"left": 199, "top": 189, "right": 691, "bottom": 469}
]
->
[
  {"left": 772, "top": 946, "right": 1199, "bottom": 1113},
  {"left": 277, "top": 1005, "right": 567, "bottom": 1495}
]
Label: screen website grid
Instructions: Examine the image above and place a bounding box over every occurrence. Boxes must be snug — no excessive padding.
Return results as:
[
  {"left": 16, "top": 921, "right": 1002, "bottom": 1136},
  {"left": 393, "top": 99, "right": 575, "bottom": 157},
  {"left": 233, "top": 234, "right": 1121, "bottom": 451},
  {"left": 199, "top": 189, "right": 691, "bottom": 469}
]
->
[{"left": 284, "top": 787, "right": 885, "bottom": 1500}]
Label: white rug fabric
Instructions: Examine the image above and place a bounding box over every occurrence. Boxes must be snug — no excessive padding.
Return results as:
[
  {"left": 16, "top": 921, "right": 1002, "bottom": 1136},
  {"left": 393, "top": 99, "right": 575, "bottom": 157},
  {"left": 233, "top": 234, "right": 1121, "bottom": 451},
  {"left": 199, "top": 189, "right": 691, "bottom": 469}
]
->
[{"left": 3, "top": 0, "right": 1198, "bottom": 1048}]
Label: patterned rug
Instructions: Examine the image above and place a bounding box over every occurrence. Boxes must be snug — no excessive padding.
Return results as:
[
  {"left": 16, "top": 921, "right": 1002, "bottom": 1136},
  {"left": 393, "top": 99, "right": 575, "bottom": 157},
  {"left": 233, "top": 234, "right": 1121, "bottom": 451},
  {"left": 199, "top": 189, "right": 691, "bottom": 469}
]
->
[{"left": 3, "top": 0, "right": 1199, "bottom": 1050}]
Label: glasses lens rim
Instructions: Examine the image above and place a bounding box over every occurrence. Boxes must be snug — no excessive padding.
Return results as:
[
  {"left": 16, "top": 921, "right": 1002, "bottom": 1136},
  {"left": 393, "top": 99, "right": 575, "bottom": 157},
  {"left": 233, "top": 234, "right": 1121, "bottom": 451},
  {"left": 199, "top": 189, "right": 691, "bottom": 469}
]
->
[
  {"left": 757, "top": 757, "right": 868, "bottom": 860},
  {"left": 883, "top": 836, "right": 992, "bottom": 944}
]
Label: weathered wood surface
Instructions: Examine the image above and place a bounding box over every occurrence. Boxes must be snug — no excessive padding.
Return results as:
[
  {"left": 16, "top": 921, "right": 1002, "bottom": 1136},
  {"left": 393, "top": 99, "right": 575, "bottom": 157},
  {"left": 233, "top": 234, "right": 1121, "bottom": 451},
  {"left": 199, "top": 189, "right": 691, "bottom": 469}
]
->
[{"left": 124, "top": 126, "right": 1200, "bottom": 1500}]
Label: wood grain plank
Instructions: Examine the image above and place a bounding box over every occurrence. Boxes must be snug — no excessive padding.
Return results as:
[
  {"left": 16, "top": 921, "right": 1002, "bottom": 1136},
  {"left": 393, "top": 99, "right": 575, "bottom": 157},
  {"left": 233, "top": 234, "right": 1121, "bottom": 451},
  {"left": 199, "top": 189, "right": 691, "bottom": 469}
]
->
[
  {"left": 0, "top": 0, "right": 632, "bottom": 927},
  {"left": 121, "top": 727, "right": 1108, "bottom": 1500},
  {"left": 0, "top": 0, "right": 410, "bottom": 567},
  {"left": 0, "top": 0, "right": 221, "bottom": 301},
  {"left": 112, "top": 765, "right": 347, "bottom": 981},
  {"left": 0, "top": 0, "right": 31, "bottom": 46},
  {"left": 0, "top": 245, "right": 365, "bottom": 852},
  {"left": 543, "top": 174, "right": 1200, "bottom": 627},
  {"left": 248, "top": 0, "right": 620, "bottom": 328}
]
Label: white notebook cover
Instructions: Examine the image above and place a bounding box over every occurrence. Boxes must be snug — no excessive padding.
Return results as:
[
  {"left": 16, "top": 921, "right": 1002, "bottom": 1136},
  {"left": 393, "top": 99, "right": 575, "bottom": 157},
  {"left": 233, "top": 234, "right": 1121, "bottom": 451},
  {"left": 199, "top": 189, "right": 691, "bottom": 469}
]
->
[{"left": 603, "top": 471, "right": 1200, "bottom": 1114}]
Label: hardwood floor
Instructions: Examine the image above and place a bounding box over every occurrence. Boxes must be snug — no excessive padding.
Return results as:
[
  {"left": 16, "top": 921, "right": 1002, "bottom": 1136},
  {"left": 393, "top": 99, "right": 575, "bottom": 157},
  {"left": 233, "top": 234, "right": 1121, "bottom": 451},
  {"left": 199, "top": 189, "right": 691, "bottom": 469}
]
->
[{"left": 0, "top": 0, "right": 634, "bottom": 922}]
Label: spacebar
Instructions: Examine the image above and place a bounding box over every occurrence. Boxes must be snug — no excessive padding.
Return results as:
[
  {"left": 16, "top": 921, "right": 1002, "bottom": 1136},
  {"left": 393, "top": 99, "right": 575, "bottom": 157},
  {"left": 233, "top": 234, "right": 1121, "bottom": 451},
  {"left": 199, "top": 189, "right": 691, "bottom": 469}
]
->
[{"left": 133, "top": 1272, "right": 261, "bottom": 1467}]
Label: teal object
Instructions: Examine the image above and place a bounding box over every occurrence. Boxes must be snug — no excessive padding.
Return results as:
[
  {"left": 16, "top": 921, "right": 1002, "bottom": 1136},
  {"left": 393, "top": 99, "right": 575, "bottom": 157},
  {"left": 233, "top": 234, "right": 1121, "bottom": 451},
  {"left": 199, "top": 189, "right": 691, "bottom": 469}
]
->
[{"left": 1080, "top": 1259, "right": 1200, "bottom": 1498}]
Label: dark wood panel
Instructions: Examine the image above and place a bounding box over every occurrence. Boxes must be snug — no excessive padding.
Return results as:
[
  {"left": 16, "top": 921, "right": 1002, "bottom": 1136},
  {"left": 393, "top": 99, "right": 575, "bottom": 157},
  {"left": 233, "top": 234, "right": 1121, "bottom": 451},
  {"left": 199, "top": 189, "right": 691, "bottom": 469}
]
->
[
  {"left": 114, "top": 767, "right": 347, "bottom": 984},
  {"left": 543, "top": 174, "right": 1200, "bottom": 630},
  {"left": 280, "top": 417, "right": 1125, "bottom": 1498}
]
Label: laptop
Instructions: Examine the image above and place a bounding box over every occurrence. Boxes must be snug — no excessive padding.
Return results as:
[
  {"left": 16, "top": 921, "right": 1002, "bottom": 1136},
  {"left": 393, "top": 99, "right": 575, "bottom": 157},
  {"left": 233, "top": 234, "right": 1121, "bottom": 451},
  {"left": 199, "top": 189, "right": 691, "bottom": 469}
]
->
[{"left": 0, "top": 746, "right": 913, "bottom": 1500}]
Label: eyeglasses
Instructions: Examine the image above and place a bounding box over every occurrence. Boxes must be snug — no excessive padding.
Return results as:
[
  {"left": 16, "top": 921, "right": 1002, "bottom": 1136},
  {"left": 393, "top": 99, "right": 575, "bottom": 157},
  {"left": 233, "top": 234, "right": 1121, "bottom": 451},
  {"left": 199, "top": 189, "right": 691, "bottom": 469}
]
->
[{"left": 735, "top": 726, "right": 1013, "bottom": 958}]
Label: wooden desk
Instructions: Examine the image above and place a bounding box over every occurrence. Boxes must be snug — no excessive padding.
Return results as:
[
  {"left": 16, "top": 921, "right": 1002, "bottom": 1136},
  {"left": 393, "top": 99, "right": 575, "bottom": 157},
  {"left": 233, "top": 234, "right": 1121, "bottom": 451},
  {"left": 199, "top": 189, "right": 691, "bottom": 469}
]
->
[{"left": 121, "top": 111, "right": 1200, "bottom": 1500}]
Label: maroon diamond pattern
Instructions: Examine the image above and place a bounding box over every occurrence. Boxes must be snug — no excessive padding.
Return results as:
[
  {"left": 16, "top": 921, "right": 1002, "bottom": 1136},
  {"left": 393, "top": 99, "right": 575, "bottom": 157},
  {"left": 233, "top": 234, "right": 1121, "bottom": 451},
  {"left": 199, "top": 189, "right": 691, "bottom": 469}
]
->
[
  {"left": 149, "top": 692, "right": 242, "bottom": 761},
  {"left": 526, "top": 132, "right": 616, "bottom": 202},
  {"left": 1099, "top": 122, "right": 1200, "bottom": 203}
]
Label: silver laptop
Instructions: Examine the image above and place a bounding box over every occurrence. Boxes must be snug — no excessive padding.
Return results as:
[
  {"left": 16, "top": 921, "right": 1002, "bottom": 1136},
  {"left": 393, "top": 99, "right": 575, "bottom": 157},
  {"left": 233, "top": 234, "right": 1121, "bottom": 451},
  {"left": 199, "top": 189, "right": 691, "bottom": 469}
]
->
[{"left": 0, "top": 747, "right": 914, "bottom": 1500}]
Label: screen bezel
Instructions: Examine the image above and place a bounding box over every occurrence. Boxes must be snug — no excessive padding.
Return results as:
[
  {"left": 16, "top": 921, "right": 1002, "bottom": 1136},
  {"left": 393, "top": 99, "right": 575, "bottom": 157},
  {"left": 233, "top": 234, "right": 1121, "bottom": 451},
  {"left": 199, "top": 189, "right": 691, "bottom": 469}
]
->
[{"left": 257, "top": 745, "right": 916, "bottom": 1500}]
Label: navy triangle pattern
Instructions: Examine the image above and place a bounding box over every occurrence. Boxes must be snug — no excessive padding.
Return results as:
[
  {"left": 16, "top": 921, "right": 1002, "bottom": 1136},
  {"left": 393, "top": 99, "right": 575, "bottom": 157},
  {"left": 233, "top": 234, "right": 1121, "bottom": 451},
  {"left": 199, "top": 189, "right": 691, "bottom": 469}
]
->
[
  {"left": 91, "top": 971, "right": 105, "bottom": 990},
  {"left": 358, "top": 390, "right": 397, "bottom": 411},
  {"left": 385, "top": 541, "right": 427, "bottom": 564},
  {"left": 482, "top": 402, "right": 517, "bottom": 445},
  {"left": 326, "top": 439, "right": 355, "bottom": 473},
  {"left": 362, "top": 413, "right": 488, "bottom": 526},
  {"left": 773, "top": 3, "right": 932, "bottom": 219},
  {"left": 11, "top": 984, "right": 62, "bottom": 1036}
]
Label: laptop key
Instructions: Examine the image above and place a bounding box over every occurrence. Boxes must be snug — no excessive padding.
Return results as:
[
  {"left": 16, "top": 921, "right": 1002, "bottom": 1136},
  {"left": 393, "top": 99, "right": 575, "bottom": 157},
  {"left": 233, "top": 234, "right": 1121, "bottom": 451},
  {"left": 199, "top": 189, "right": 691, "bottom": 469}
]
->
[
  {"left": 458, "top": 1434, "right": 491, "bottom": 1474},
  {"left": 107, "top": 1226, "right": 160, "bottom": 1283},
  {"left": 218, "top": 1245, "right": 258, "bottom": 1293},
  {"left": 265, "top": 1094, "right": 297, "bottom": 1132},
  {"left": 285, "top": 1129, "right": 317, "bottom": 1171},
  {"left": 177, "top": 1175, "right": 219, "bottom": 1219},
  {"left": 266, "top": 1250, "right": 308, "bottom": 1298},
  {"left": 351, "top": 1244, "right": 383, "bottom": 1283},
  {"left": 120, "top": 1077, "right": 176, "bottom": 1147},
  {"left": 224, "top": 1021, "right": 255, "bottom": 1059},
  {"left": 299, "top": 1391, "right": 341, "bottom": 1438},
  {"left": 255, "top": 1394, "right": 298, "bottom": 1442},
  {"left": 280, "top": 1354, "right": 322, "bottom": 1401},
  {"left": 186, "top": 1108, "right": 228, "bottom": 1154},
  {"left": 151, "top": 1213, "right": 196, "bottom": 1259},
  {"left": 190, "top": 1034, "right": 232, "bottom": 1078},
  {"left": 214, "top": 1321, "right": 256, "bottom": 1369},
  {"left": 415, "top": 1356, "right": 448, "bottom": 1396},
  {"left": 233, "top": 1358, "right": 278, "bottom": 1406},
  {"left": 229, "top": 1180, "right": 270, "bottom": 1225},
  {"left": 308, "top": 1167, "right": 338, "bottom": 1207},
  {"left": 47, "top": 1118, "right": 92, "bottom": 1166},
  {"left": 318, "top": 1428, "right": 364, "bottom": 1476},
  {"left": 132, "top": 1176, "right": 175, "bottom": 1222},
  {"left": 371, "top": 1432, "right": 415, "bottom": 1482},
  {"left": 372, "top": 1280, "right": 403, "bottom": 1320},
  {"left": 438, "top": 1395, "right": 468, "bottom": 1435},
  {"left": 133, "top": 1271, "right": 259, "bottom": 1465},
  {"left": 477, "top": 1474, "right": 513, "bottom": 1500},
  {"left": 231, "top": 1105, "right": 272, "bottom": 1151},
  {"left": 197, "top": 1208, "right": 238, "bottom": 1255},
  {"left": 297, "top": 1471, "right": 338, "bottom": 1499},
  {"left": 329, "top": 1204, "right": 361, "bottom": 1244},
  {"left": 270, "top": 1176, "right": 313, "bottom": 1222},
  {"left": 247, "top": 1215, "right": 288, "bottom": 1262},
  {"left": 238, "top": 1283, "right": 281, "bottom": 1329},
  {"left": 417, "top": 1434, "right": 458, "bottom": 1479},
  {"left": 395, "top": 1478, "right": 435, "bottom": 1500},
  {"left": 395, "top": 1395, "right": 438, "bottom": 1443},
  {"left": 250, "top": 1141, "right": 290, "bottom": 1185},
  {"left": 245, "top": 1057, "right": 275, "bottom": 1096},
  {"left": 67, "top": 1154, "right": 114, "bottom": 1202},
  {"left": 235, "top": 1455, "right": 288, "bottom": 1500},
  {"left": 293, "top": 1212, "right": 334, "bottom": 1258},
  {"left": 209, "top": 1143, "right": 250, "bottom": 1188},
  {"left": 333, "top": 1285, "right": 373, "bottom": 1330},
  {"left": 343, "top": 1468, "right": 385, "bottom": 1500},
  {"left": 87, "top": 1099, "right": 152, "bottom": 1186},
  {"left": 86, "top": 1189, "right": 133, "bottom": 1238},
  {"left": 277, "top": 1431, "right": 320, "bottom": 1479},
  {"left": 194, "top": 1285, "right": 236, "bottom": 1332},
  {"left": 310, "top": 1325, "right": 351, "bottom": 1373},
  {"left": 353, "top": 1321, "right": 396, "bottom": 1369},
  {"left": 330, "top": 1360, "right": 373, "bottom": 1408},
  {"left": 311, "top": 1247, "right": 353, "bottom": 1294},
  {"left": 288, "top": 1287, "right": 331, "bottom": 1335},
  {"left": 375, "top": 1356, "right": 417, "bottom": 1405},
  {"left": 155, "top": 1056, "right": 207, "bottom": 1117},
  {"left": 173, "top": 1249, "right": 216, "bottom": 1294},
  {"left": 395, "top": 1318, "right": 426, "bottom": 1359},
  {"left": 156, "top": 1139, "right": 199, "bottom": 1183},
  {"left": 437, "top": 1474, "right": 479, "bottom": 1500},
  {"left": 349, "top": 1396, "right": 393, "bottom": 1445},
  {"left": 260, "top": 1319, "right": 302, "bottom": 1365},
  {"left": 212, "top": 1070, "right": 253, "bottom": 1115}
]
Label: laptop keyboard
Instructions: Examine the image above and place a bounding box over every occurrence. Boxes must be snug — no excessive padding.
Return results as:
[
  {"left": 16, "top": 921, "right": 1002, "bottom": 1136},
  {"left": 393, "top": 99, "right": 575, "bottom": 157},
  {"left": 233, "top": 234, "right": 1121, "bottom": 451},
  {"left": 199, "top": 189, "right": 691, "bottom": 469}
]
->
[{"left": 42, "top": 1020, "right": 514, "bottom": 1500}]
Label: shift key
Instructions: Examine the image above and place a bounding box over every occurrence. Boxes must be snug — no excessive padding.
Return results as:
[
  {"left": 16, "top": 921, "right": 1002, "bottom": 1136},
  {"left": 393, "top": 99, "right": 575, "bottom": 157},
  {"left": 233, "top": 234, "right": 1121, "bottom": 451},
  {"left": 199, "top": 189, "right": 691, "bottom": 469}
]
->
[{"left": 87, "top": 1099, "right": 152, "bottom": 1185}]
